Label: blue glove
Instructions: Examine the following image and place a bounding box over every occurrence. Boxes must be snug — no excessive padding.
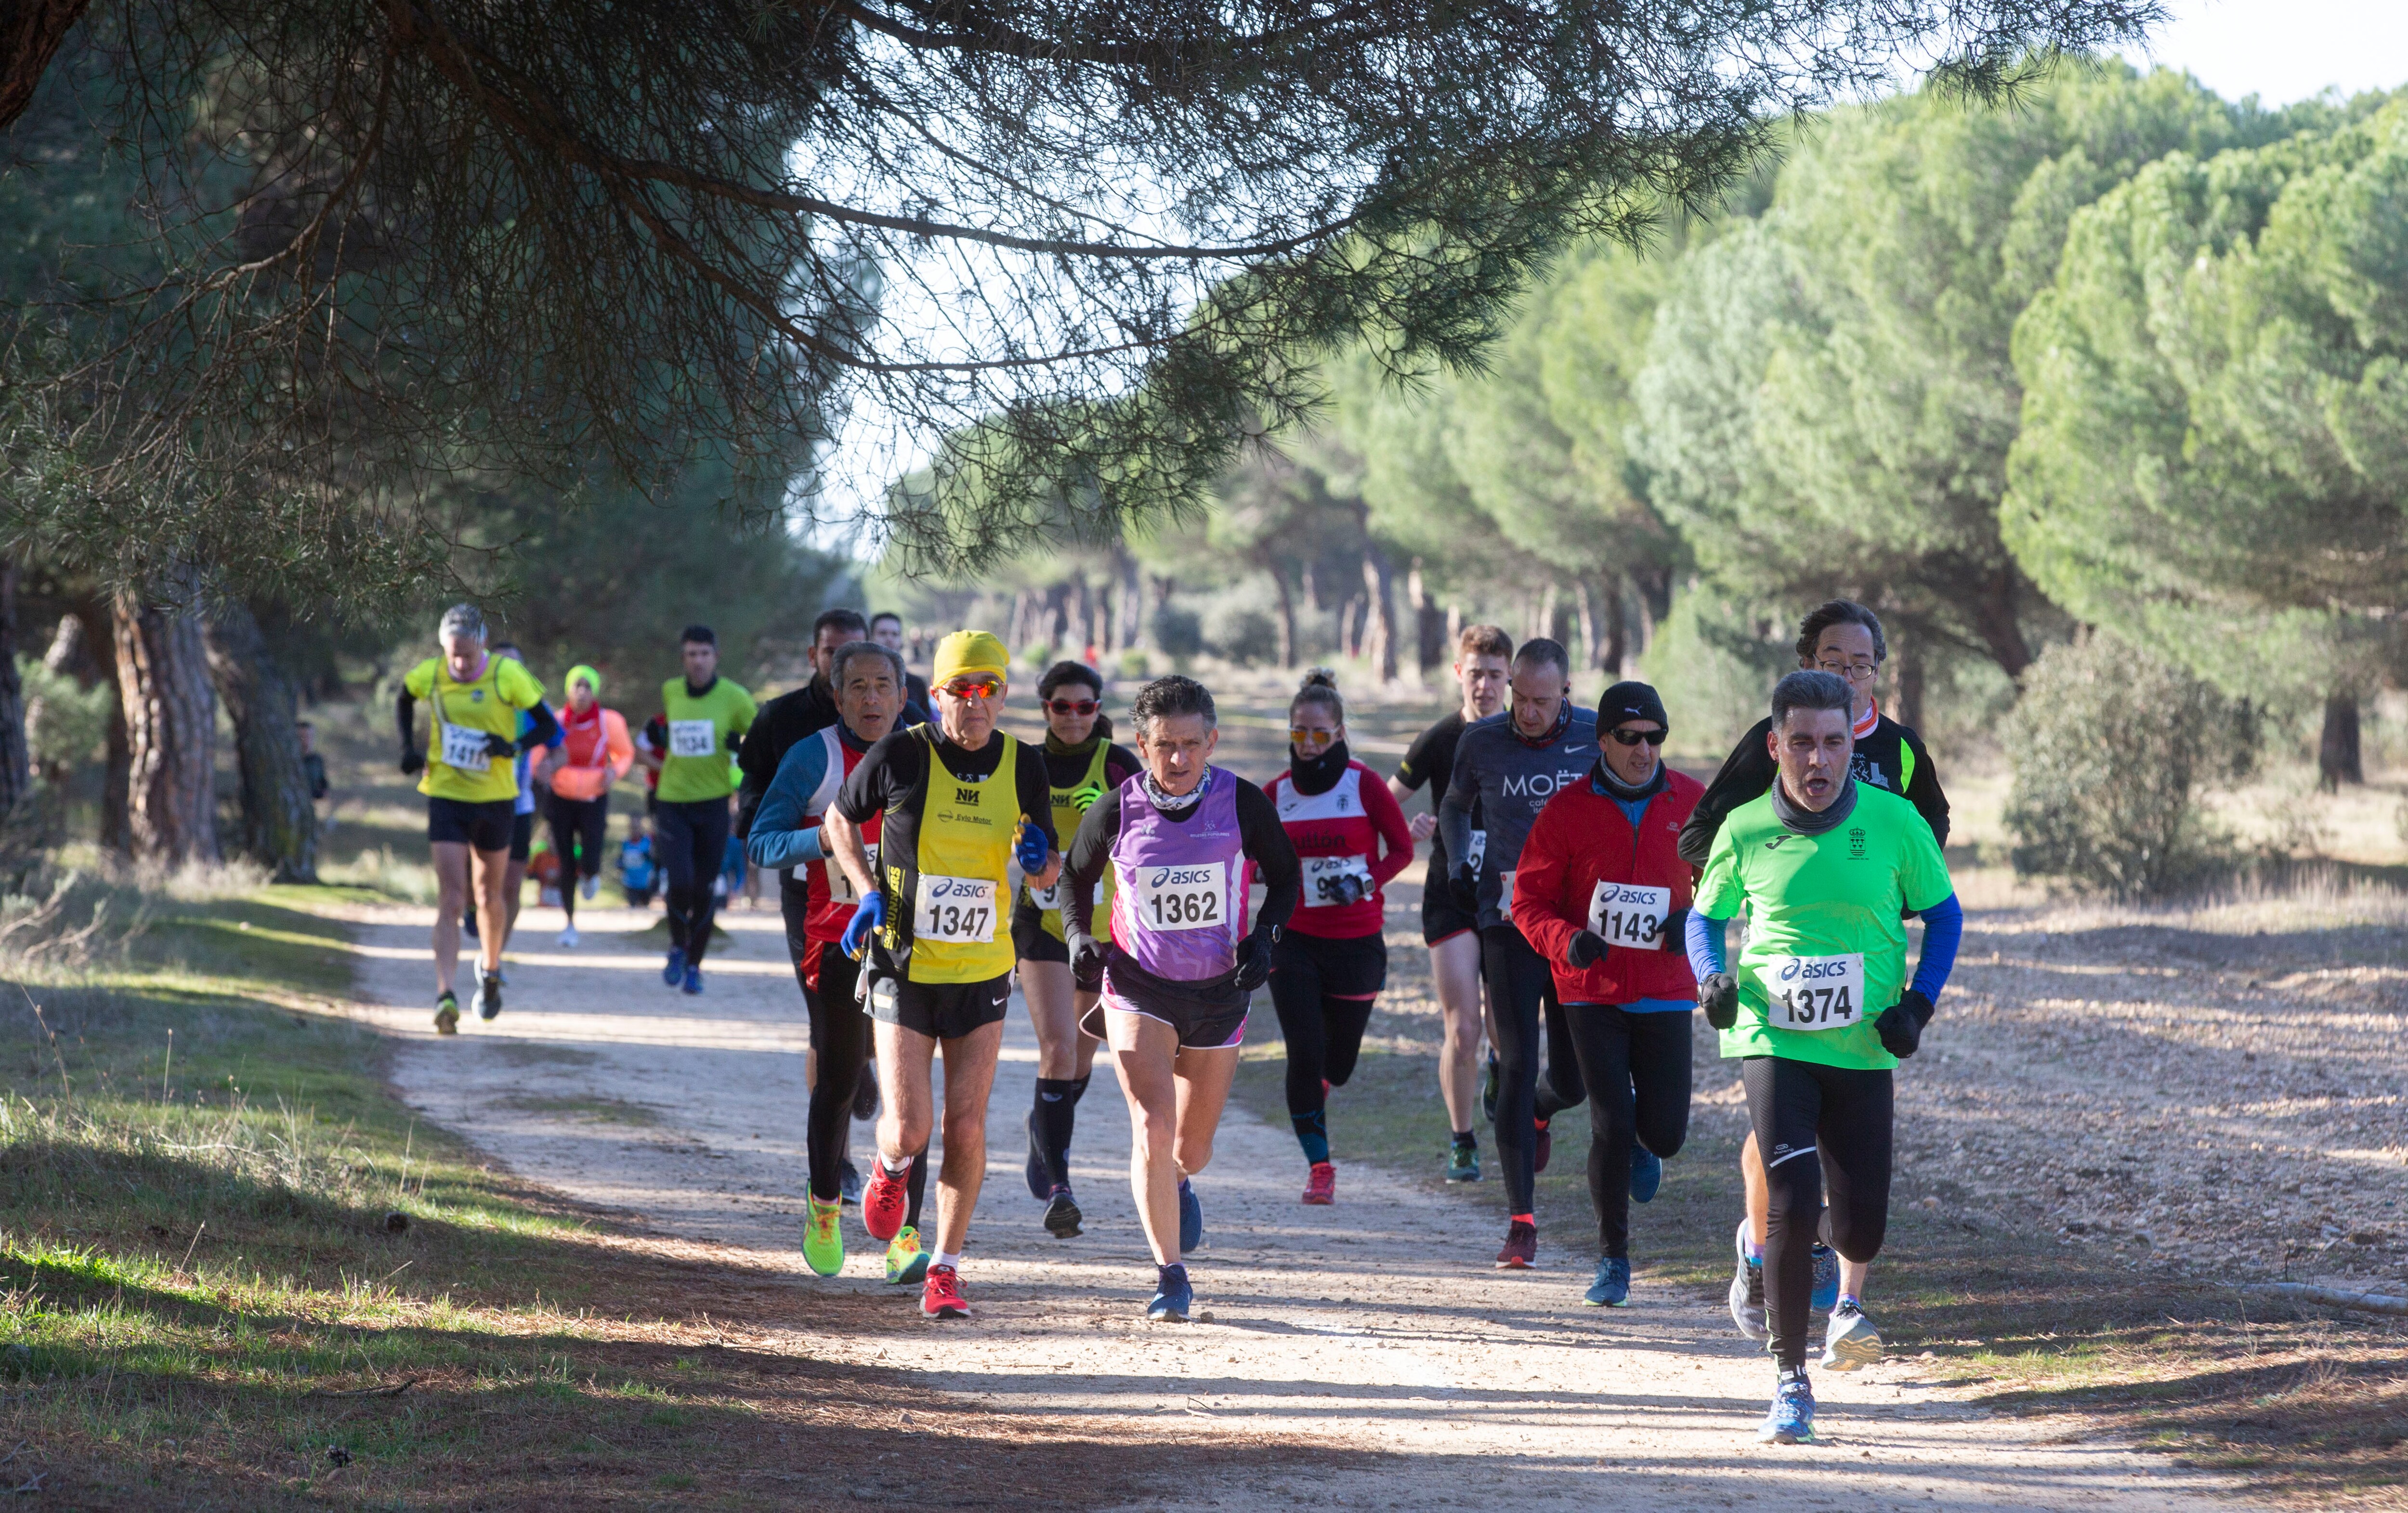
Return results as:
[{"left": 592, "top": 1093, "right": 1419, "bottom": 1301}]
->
[
  {"left": 840, "top": 891, "right": 885, "bottom": 960},
  {"left": 1015, "top": 819, "right": 1050, "bottom": 874}
]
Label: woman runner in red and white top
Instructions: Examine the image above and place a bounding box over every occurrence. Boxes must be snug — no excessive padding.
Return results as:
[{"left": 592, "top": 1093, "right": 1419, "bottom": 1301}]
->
[{"left": 1259, "top": 669, "right": 1413, "bottom": 1205}]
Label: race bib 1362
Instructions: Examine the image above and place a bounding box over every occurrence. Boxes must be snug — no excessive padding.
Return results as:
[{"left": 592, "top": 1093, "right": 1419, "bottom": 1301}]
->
[{"left": 1132, "top": 861, "right": 1226, "bottom": 932}]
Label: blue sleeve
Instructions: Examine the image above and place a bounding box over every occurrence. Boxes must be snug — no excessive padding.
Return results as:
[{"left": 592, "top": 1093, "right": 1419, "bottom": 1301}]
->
[
  {"left": 1908, "top": 892, "right": 1963, "bottom": 1004},
  {"left": 1685, "top": 911, "right": 1727, "bottom": 980},
  {"left": 744, "top": 738, "right": 832, "bottom": 871}
]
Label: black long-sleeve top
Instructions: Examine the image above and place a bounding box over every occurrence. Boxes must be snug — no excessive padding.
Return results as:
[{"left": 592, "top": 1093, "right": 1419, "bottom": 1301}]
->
[{"left": 1060, "top": 776, "right": 1301, "bottom": 952}]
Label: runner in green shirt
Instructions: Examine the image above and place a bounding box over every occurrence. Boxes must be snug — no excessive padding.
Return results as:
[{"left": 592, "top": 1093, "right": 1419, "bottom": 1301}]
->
[
  {"left": 1688, "top": 670, "right": 1963, "bottom": 1445},
  {"left": 634, "top": 625, "right": 757, "bottom": 994}
]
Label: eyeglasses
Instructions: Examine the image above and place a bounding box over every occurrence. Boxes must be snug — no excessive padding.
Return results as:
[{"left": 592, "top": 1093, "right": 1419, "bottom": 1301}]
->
[
  {"left": 1607, "top": 728, "right": 1667, "bottom": 747},
  {"left": 939, "top": 675, "right": 1002, "bottom": 701},
  {"left": 1289, "top": 728, "right": 1340, "bottom": 747},
  {"left": 1815, "top": 659, "right": 1880, "bottom": 683},
  {"left": 1045, "top": 698, "right": 1099, "bottom": 717}
]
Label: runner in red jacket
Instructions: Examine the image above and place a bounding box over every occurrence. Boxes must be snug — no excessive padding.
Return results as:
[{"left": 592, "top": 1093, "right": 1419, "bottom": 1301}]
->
[
  {"left": 1261, "top": 670, "right": 1413, "bottom": 1207},
  {"left": 1510, "top": 680, "right": 1699, "bottom": 1307}
]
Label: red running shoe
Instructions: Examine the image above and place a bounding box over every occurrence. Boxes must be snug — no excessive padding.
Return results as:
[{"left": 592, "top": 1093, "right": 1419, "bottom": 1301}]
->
[
  {"left": 1533, "top": 1119, "right": 1553, "bottom": 1174},
  {"left": 921, "top": 1263, "right": 969, "bottom": 1320},
  {"left": 1302, "top": 1161, "right": 1336, "bottom": 1205},
  {"left": 1496, "top": 1219, "right": 1537, "bottom": 1270},
  {"left": 862, "top": 1157, "right": 910, "bottom": 1242}
]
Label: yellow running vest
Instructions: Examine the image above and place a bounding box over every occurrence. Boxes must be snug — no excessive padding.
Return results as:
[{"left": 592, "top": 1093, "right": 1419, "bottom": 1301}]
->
[
  {"left": 1027, "top": 740, "right": 1115, "bottom": 943},
  {"left": 882, "top": 727, "right": 1024, "bottom": 984}
]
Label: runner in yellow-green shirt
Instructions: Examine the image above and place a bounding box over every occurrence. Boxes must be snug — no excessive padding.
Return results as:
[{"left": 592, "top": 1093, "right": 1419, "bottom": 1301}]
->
[
  {"left": 632, "top": 625, "right": 756, "bottom": 995},
  {"left": 397, "top": 604, "right": 558, "bottom": 1033}
]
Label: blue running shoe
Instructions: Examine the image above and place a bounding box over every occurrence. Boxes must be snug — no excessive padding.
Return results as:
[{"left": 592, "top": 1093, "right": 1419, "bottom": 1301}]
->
[
  {"left": 1810, "top": 1243, "right": 1839, "bottom": 1312},
  {"left": 662, "top": 948, "right": 685, "bottom": 987},
  {"left": 1584, "top": 1256, "right": 1631, "bottom": 1307},
  {"left": 1177, "top": 1178, "right": 1203, "bottom": 1255},
  {"left": 1760, "top": 1369, "right": 1817, "bottom": 1444},
  {"left": 1630, "top": 1146, "right": 1662, "bottom": 1204},
  {"left": 681, "top": 964, "right": 704, "bottom": 995},
  {"left": 1148, "top": 1263, "right": 1193, "bottom": 1322}
]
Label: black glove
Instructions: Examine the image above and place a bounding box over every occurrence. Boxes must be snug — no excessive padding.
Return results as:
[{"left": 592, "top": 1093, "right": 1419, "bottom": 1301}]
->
[
  {"left": 1564, "top": 930, "right": 1609, "bottom": 970},
  {"left": 399, "top": 747, "right": 425, "bottom": 775},
  {"left": 483, "top": 731, "right": 519, "bottom": 759},
  {"left": 1449, "top": 868, "right": 1478, "bottom": 915},
  {"left": 1067, "top": 928, "right": 1107, "bottom": 992},
  {"left": 1233, "top": 930, "right": 1275, "bottom": 993},
  {"left": 1698, "top": 972, "right": 1738, "bottom": 1030},
  {"left": 1659, "top": 906, "right": 1689, "bottom": 946},
  {"left": 1876, "top": 989, "right": 1935, "bottom": 1059},
  {"left": 1329, "top": 874, "right": 1367, "bottom": 908}
]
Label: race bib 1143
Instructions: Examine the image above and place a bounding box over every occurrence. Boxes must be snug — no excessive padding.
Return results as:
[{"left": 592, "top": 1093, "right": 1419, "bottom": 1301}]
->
[
  {"left": 915, "top": 874, "right": 998, "bottom": 943},
  {"left": 1759, "top": 952, "right": 1866, "bottom": 1032},
  {"left": 1587, "top": 882, "right": 1670, "bottom": 951},
  {"left": 1132, "top": 860, "right": 1227, "bottom": 933}
]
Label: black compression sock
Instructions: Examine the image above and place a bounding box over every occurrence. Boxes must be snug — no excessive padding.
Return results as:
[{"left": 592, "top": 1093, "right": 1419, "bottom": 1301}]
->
[
  {"left": 1453, "top": 1129, "right": 1477, "bottom": 1148},
  {"left": 1034, "top": 1077, "right": 1085, "bottom": 1187},
  {"left": 904, "top": 1147, "right": 930, "bottom": 1230}
]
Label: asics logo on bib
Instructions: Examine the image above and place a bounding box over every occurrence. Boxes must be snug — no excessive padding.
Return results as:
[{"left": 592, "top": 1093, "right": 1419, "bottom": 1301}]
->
[
  {"left": 1500, "top": 770, "right": 1584, "bottom": 799},
  {"left": 1148, "top": 865, "right": 1217, "bottom": 888},
  {"left": 928, "top": 877, "right": 983, "bottom": 900},
  {"left": 1778, "top": 957, "right": 1851, "bottom": 984}
]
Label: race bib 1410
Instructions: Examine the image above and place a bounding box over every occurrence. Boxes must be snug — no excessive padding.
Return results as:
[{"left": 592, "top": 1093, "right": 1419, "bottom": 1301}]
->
[
  {"left": 1131, "top": 860, "right": 1226, "bottom": 932},
  {"left": 915, "top": 874, "right": 998, "bottom": 943},
  {"left": 439, "top": 722, "right": 493, "bottom": 772},
  {"left": 1587, "top": 882, "right": 1670, "bottom": 950},
  {"left": 1759, "top": 952, "right": 1866, "bottom": 1032}
]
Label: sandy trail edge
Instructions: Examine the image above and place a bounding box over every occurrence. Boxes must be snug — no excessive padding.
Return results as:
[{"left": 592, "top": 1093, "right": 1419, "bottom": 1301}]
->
[{"left": 332, "top": 900, "right": 2256, "bottom": 1512}]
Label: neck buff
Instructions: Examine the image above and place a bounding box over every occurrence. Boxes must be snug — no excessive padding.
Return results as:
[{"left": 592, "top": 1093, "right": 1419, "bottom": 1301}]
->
[
  {"left": 1592, "top": 756, "right": 1667, "bottom": 804},
  {"left": 1512, "top": 700, "right": 1574, "bottom": 750},
  {"left": 1288, "top": 739, "right": 1351, "bottom": 796},
  {"left": 1853, "top": 699, "right": 1880, "bottom": 741},
  {"left": 1143, "top": 767, "right": 1210, "bottom": 813},
  {"left": 1772, "top": 772, "right": 1858, "bottom": 835},
  {"left": 1046, "top": 729, "right": 1102, "bottom": 759},
  {"left": 684, "top": 675, "right": 718, "bottom": 700}
]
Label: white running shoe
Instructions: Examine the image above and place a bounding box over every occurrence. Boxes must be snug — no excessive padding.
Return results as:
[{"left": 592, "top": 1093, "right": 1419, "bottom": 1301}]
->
[
  {"left": 558, "top": 926, "right": 580, "bottom": 948},
  {"left": 580, "top": 875, "right": 598, "bottom": 901},
  {"left": 1821, "top": 1300, "right": 1883, "bottom": 1371},
  {"left": 1730, "top": 1219, "right": 1768, "bottom": 1341}
]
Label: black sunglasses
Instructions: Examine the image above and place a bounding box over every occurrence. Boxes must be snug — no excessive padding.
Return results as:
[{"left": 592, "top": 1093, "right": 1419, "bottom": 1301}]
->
[{"left": 1607, "top": 728, "right": 1668, "bottom": 747}]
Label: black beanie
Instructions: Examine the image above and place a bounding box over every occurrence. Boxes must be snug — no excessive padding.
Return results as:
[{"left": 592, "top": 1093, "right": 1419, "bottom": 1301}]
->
[{"left": 1597, "top": 680, "right": 1668, "bottom": 733}]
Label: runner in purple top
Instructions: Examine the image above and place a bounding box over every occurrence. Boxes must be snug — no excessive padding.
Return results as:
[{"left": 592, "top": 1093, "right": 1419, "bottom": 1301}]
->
[{"left": 1061, "top": 676, "right": 1299, "bottom": 1322}]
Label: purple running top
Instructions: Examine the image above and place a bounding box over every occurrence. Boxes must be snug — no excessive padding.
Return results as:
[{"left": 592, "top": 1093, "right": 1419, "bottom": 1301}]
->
[{"left": 1106, "top": 767, "right": 1250, "bottom": 983}]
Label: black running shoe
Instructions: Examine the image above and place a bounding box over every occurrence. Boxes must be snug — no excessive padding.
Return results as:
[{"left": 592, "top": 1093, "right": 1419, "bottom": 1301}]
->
[
  {"left": 1043, "top": 1185, "right": 1083, "bottom": 1239},
  {"left": 477, "top": 973, "right": 503, "bottom": 1020}
]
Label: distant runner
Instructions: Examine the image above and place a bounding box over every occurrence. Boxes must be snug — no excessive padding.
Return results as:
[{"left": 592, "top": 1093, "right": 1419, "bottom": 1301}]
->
[
  {"left": 1688, "top": 670, "right": 1961, "bottom": 1444},
  {"left": 640, "top": 626, "right": 756, "bottom": 996},
  {"left": 737, "top": 608, "right": 870, "bottom": 840},
  {"left": 1059, "top": 676, "right": 1299, "bottom": 1322},
  {"left": 541, "top": 664, "right": 629, "bottom": 948},
  {"left": 822, "top": 631, "right": 1058, "bottom": 1320},
  {"left": 1390, "top": 624, "right": 1512, "bottom": 1182},
  {"left": 1013, "top": 661, "right": 1141, "bottom": 1239},
  {"left": 1263, "top": 670, "right": 1411, "bottom": 1206},
  {"left": 397, "top": 605, "right": 557, "bottom": 1031},
  {"left": 871, "top": 611, "right": 935, "bottom": 726}
]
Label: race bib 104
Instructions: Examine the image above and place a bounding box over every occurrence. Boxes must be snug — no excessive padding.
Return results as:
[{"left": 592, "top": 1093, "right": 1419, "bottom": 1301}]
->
[
  {"left": 1587, "top": 882, "right": 1670, "bottom": 951},
  {"left": 915, "top": 874, "right": 998, "bottom": 943},
  {"left": 1132, "top": 860, "right": 1227, "bottom": 933},
  {"left": 828, "top": 844, "right": 877, "bottom": 906},
  {"left": 1760, "top": 952, "right": 1866, "bottom": 1032},
  {"left": 667, "top": 719, "right": 718, "bottom": 759},
  {"left": 439, "top": 721, "right": 493, "bottom": 772},
  {"left": 1301, "top": 853, "right": 1373, "bottom": 909}
]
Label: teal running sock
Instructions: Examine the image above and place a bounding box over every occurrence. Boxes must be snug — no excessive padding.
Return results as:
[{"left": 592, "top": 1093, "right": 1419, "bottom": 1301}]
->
[{"left": 1291, "top": 1109, "right": 1330, "bottom": 1165}]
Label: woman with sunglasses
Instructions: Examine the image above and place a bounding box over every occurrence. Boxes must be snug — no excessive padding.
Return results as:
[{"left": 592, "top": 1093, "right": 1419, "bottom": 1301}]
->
[
  {"left": 1509, "top": 681, "right": 1701, "bottom": 1308},
  {"left": 1013, "top": 661, "right": 1142, "bottom": 1239},
  {"left": 1260, "top": 669, "right": 1413, "bottom": 1205}
]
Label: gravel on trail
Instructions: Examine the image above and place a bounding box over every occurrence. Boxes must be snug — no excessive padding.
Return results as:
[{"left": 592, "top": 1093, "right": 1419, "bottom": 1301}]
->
[{"left": 334, "top": 894, "right": 2277, "bottom": 1512}]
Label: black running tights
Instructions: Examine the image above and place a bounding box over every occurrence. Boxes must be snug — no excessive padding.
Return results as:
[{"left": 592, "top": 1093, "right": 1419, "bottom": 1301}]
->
[
  {"left": 547, "top": 795, "right": 608, "bottom": 924},
  {"left": 655, "top": 798, "right": 729, "bottom": 966},
  {"left": 1480, "top": 926, "right": 1587, "bottom": 1215},
  {"left": 1268, "top": 952, "right": 1378, "bottom": 1119},
  {"left": 1742, "top": 1056, "right": 1893, "bottom": 1371},
  {"left": 1559, "top": 1003, "right": 1692, "bottom": 1259}
]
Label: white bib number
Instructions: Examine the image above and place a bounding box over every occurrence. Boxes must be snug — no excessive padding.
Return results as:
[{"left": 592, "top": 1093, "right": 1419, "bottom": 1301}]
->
[
  {"left": 1029, "top": 876, "right": 1098, "bottom": 913},
  {"left": 1133, "top": 861, "right": 1226, "bottom": 933},
  {"left": 915, "top": 874, "right": 997, "bottom": 944},
  {"left": 1465, "top": 829, "right": 1487, "bottom": 873},
  {"left": 668, "top": 719, "right": 718, "bottom": 759},
  {"left": 1496, "top": 869, "right": 1514, "bottom": 913},
  {"left": 1302, "top": 853, "right": 1373, "bottom": 909},
  {"left": 828, "top": 844, "right": 876, "bottom": 906},
  {"left": 1761, "top": 953, "right": 1866, "bottom": 1032},
  {"left": 1588, "top": 882, "right": 1671, "bottom": 951},
  {"left": 439, "top": 722, "right": 493, "bottom": 772}
]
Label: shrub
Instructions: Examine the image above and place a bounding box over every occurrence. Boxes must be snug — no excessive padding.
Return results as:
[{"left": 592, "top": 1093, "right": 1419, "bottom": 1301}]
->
[
  {"left": 1150, "top": 603, "right": 1204, "bottom": 659},
  {"left": 1199, "top": 581, "right": 1283, "bottom": 667},
  {"left": 1115, "top": 648, "right": 1152, "bottom": 679},
  {"left": 2002, "top": 634, "right": 2226, "bottom": 898}
]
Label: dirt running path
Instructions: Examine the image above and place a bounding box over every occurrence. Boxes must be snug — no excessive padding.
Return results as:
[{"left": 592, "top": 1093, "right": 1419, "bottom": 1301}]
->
[{"left": 343, "top": 901, "right": 2254, "bottom": 1511}]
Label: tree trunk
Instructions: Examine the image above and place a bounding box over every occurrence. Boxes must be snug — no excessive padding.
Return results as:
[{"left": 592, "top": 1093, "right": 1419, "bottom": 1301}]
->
[
  {"left": 1359, "top": 544, "right": 1399, "bottom": 684},
  {"left": 2318, "top": 693, "right": 2363, "bottom": 791},
  {"left": 110, "top": 587, "right": 220, "bottom": 866},
  {"left": 1892, "top": 635, "right": 1927, "bottom": 732},
  {"left": 203, "top": 595, "right": 319, "bottom": 881},
  {"left": 0, "top": 0, "right": 92, "bottom": 135},
  {"left": 1407, "top": 559, "right": 1445, "bottom": 676},
  {"left": 1602, "top": 578, "right": 1629, "bottom": 677},
  {"left": 1576, "top": 582, "right": 1600, "bottom": 671},
  {"left": 0, "top": 561, "right": 28, "bottom": 820},
  {"left": 1270, "top": 571, "right": 1297, "bottom": 668},
  {"left": 1968, "top": 570, "right": 2034, "bottom": 679}
]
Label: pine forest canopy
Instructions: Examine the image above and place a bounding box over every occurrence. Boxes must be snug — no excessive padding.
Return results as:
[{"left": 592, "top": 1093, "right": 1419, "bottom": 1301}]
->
[{"left": 0, "top": 0, "right": 2160, "bottom": 603}]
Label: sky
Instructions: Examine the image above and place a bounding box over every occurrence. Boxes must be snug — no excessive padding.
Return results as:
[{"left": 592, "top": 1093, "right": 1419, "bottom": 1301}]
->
[{"left": 2120, "top": 0, "right": 2408, "bottom": 104}]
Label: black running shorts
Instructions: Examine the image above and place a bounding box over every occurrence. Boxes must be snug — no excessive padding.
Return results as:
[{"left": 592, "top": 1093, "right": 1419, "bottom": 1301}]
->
[
  {"left": 427, "top": 797, "right": 516, "bottom": 852},
  {"left": 865, "top": 969, "right": 1012, "bottom": 1041},
  {"left": 1011, "top": 907, "right": 1071, "bottom": 965}
]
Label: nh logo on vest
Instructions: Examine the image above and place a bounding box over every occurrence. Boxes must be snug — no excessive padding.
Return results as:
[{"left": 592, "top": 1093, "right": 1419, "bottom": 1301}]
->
[{"left": 955, "top": 786, "right": 980, "bottom": 806}]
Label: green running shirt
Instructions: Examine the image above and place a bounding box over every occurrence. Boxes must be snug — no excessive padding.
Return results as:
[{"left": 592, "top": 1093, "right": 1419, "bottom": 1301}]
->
[
  {"left": 1695, "top": 782, "right": 1953, "bottom": 1071},
  {"left": 655, "top": 677, "right": 757, "bottom": 803}
]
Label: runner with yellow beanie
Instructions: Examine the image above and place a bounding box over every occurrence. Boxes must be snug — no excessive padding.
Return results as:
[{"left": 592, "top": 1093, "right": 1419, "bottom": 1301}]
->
[
  {"left": 539, "top": 664, "right": 633, "bottom": 947},
  {"left": 821, "top": 629, "right": 1060, "bottom": 1320}
]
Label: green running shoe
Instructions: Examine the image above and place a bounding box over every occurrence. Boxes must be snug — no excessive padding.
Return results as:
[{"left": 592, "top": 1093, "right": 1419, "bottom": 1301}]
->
[
  {"left": 884, "top": 1225, "right": 930, "bottom": 1286},
  {"left": 802, "top": 1193, "right": 845, "bottom": 1277},
  {"left": 1445, "top": 1139, "right": 1481, "bottom": 1183}
]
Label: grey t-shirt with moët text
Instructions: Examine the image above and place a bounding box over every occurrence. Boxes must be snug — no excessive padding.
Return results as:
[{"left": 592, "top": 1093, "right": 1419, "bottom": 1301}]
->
[{"left": 1438, "top": 709, "right": 1599, "bottom": 931}]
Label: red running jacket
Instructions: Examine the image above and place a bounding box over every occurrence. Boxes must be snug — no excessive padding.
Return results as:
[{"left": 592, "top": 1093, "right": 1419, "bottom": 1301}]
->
[{"left": 1511, "top": 768, "right": 1703, "bottom": 1004}]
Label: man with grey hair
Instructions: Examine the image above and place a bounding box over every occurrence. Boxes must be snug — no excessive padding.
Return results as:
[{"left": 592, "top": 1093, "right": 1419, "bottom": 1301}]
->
[
  {"left": 398, "top": 604, "right": 558, "bottom": 1032},
  {"left": 1686, "top": 669, "right": 1961, "bottom": 1445}
]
